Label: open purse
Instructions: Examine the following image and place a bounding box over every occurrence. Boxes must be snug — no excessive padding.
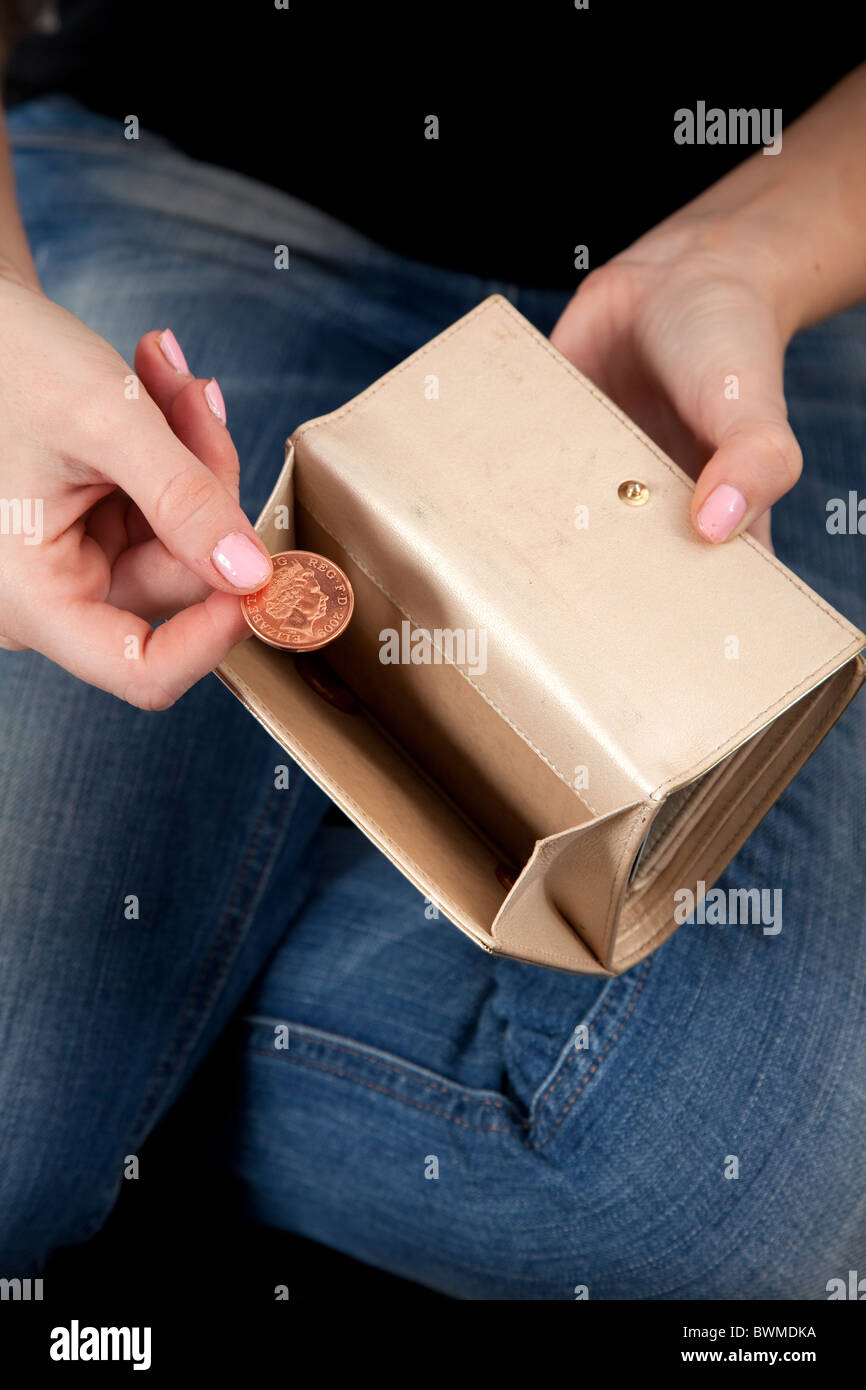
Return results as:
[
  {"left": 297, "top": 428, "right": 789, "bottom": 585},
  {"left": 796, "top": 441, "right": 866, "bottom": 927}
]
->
[{"left": 218, "top": 295, "right": 865, "bottom": 975}]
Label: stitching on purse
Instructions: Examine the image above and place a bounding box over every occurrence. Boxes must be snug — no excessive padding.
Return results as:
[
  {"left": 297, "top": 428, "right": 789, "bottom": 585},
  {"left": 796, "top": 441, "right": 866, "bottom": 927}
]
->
[
  {"left": 633, "top": 768, "right": 717, "bottom": 878},
  {"left": 695, "top": 671, "right": 859, "bottom": 891},
  {"left": 614, "top": 667, "right": 858, "bottom": 967},
  {"left": 492, "top": 300, "right": 855, "bottom": 629},
  {"left": 296, "top": 495, "right": 602, "bottom": 817},
  {"left": 630, "top": 722, "right": 782, "bottom": 899},
  {"left": 291, "top": 294, "right": 861, "bottom": 805},
  {"left": 649, "top": 650, "right": 857, "bottom": 800},
  {"left": 222, "top": 669, "right": 493, "bottom": 932},
  {"left": 293, "top": 296, "right": 499, "bottom": 440},
  {"left": 619, "top": 712, "right": 793, "bottom": 939}
]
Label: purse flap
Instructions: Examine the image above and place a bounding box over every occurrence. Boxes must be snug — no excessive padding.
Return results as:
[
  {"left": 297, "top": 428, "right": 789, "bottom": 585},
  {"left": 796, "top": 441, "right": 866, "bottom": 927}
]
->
[{"left": 287, "top": 294, "right": 864, "bottom": 818}]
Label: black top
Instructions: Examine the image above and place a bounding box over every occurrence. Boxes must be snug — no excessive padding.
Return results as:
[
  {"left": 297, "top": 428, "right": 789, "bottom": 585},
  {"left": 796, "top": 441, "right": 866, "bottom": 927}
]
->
[{"left": 3, "top": 0, "right": 858, "bottom": 286}]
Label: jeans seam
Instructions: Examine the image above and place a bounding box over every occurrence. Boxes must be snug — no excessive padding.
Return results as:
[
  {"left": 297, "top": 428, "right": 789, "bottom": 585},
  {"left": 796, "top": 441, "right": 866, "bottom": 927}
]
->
[
  {"left": 248, "top": 1046, "right": 527, "bottom": 1138},
  {"left": 240, "top": 959, "right": 653, "bottom": 1152},
  {"left": 242, "top": 1019, "right": 515, "bottom": 1106},
  {"left": 530, "top": 977, "right": 625, "bottom": 1119},
  {"left": 529, "top": 958, "right": 654, "bottom": 1149}
]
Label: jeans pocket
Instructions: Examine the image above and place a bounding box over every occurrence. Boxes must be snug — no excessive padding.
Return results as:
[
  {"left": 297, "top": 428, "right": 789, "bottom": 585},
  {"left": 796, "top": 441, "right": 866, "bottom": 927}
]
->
[
  {"left": 236, "top": 1015, "right": 531, "bottom": 1142},
  {"left": 524, "top": 956, "right": 654, "bottom": 1151}
]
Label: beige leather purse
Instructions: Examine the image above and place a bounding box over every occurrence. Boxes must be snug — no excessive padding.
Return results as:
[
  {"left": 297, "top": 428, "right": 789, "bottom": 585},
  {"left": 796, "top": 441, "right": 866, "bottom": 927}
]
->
[{"left": 218, "top": 295, "right": 865, "bottom": 975}]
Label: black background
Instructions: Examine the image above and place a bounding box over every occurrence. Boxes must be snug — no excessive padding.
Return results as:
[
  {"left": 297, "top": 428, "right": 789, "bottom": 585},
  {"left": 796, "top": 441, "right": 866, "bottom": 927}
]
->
[{"left": 4, "top": 0, "right": 860, "bottom": 284}]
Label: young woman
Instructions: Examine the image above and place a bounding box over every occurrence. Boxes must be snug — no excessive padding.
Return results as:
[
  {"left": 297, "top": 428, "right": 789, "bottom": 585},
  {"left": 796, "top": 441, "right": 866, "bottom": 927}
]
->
[{"left": 0, "top": 3, "right": 863, "bottom": 1296}]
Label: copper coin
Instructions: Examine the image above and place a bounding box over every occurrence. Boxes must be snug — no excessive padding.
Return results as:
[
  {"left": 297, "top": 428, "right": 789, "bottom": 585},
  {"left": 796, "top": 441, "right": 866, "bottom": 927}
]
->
[{"left": 241, "top": 550, "right": 354, "bottom": 652}]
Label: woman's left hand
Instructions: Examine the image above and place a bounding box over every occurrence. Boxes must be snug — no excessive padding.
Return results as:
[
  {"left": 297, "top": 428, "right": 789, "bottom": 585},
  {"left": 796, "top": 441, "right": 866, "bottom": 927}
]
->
[{"left": 550, "top": 216, "right": 805, "bottom": 552}]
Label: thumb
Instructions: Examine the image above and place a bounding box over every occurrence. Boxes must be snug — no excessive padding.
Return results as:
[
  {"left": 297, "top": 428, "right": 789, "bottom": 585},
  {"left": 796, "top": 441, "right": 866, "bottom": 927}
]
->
[
  {"left": 94, "top": 391, "right": 272, "bottom": 594},
  {"left": 692, "top": 414, "right": 802, "bottom": 546},
  {"left": 549, "top": 272, "right": 626, "bottom": 394}
]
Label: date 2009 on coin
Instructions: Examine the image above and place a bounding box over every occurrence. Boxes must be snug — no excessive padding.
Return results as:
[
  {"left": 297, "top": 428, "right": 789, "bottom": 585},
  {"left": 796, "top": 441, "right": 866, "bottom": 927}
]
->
[{"left": 241, "top": 550, "right": 355, "bottom": 652}]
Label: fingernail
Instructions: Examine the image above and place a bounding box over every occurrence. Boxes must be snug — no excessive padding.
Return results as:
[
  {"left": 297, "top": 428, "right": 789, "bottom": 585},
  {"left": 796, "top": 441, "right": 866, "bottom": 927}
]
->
[
  {"left": 158, "top": 328, "right": 189, "bottom": 374},
  {"left": 204, "top": 378, "right": 226, "bottom": 424},
  {"left": 211, "top": 532, "right": 271, "bottom": 590},
  {"left": 697, "top": 484, "right": 748, "bottom": 542}
]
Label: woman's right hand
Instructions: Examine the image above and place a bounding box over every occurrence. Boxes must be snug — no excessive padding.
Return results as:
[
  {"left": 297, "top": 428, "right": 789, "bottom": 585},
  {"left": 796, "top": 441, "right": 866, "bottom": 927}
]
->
[{"left": 0, "top": 273, "right": 273, "bottom": 707}]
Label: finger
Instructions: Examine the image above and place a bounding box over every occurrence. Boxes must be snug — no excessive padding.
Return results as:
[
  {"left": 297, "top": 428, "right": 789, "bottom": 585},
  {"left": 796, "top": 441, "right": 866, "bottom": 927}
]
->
[
  {"left": 87, "top": 387, "right": 272, "bottom": 595},
  {"left": 654, "top": 314, "right": 799, "bottom": 546},
  {"left": 691, "top": 416, "right": 802, "bottom": 544},
  {"left": 549, "top": 268, "right": 636, "bottom": 394},
  {"left": 130, "top": 326, "right": 227, "bottom": 542},
  {"left": 135, "top": 329, "right": 236, "bottom": 493},
  {"left": 168, "top": 374, "right": 238, "bottom": 497},
  {"left": 107, "top": 377, "right": 243, "bottom": 615},
  {"left": 120, "top": 366, "right": 240, "bottom": 550},
  {"left": 85, "top": 490, "right": 134, "bottom": 568},
  {"left": 31, "top": 584, "right": 251, "bottom": 708},
  {"left": 106, "top": 537, "right": 209, "bottom": 620},
  {"left": 134, "top": 328, "right": 193, "bottom": 419}
]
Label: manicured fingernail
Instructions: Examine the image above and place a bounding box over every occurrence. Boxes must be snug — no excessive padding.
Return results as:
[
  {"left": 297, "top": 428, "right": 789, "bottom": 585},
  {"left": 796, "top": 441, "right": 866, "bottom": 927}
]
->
[
  {"left": 697, "top": 484, "right": 748, "bottom": 542},
  {"left": 211, "top": 532, "right": 271, "bottom": 590},
  {"left": 158, "top": 328, "right": 189, "bottom": 374},
  {"left": 204, "top": 377, "right": 226, "bottom": 424}
]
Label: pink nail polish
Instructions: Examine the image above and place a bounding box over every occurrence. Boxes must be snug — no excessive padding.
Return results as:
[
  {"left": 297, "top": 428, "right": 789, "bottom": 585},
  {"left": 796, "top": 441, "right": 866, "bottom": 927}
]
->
[
  {"left": 204, "top": 378, "right": 226, "bottom": 424},
  {"left": 211, "top": 532, "right": 271, "bottom": 590},
  {"left": 697, "top": 484, "right": 748, "bottom": 542},
  {"left": 158, "top": 328, "right": 189, "bottom": 374}
]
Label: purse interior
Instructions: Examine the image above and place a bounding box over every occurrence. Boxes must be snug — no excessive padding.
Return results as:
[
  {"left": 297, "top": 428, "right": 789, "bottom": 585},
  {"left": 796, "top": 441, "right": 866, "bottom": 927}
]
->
[{"left": 218, "top": 482, "right": 865, "bottom": 973}]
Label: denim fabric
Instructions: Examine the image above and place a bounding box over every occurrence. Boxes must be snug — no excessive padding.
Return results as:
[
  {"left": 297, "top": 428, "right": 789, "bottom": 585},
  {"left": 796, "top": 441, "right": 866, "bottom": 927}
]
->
[{"left": 0, "top": 97, "right": 864, "bottom": 1298}]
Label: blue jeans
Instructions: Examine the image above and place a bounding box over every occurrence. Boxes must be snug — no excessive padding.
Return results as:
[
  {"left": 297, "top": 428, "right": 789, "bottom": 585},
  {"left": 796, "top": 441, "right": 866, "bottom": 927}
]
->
[{"left": 1, "top": 97, "right": 864, "bottom": 1299}]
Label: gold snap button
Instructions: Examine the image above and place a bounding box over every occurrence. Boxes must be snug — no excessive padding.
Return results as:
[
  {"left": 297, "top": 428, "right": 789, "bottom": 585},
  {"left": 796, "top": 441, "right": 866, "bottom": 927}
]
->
[{"left": 618, "top": 479, "right": 650, "bottom": 506}]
